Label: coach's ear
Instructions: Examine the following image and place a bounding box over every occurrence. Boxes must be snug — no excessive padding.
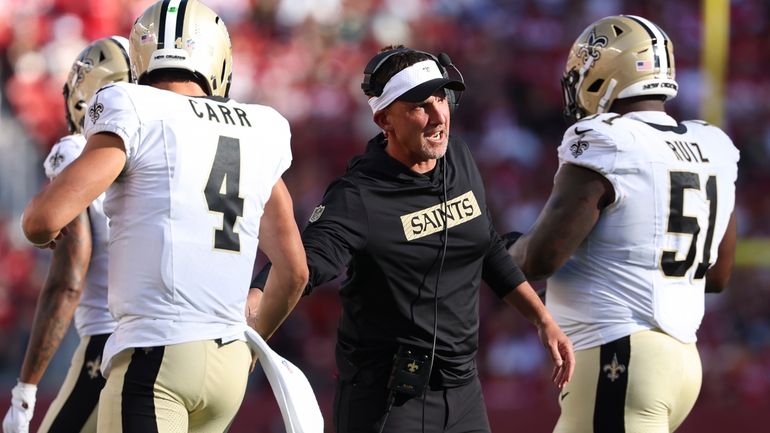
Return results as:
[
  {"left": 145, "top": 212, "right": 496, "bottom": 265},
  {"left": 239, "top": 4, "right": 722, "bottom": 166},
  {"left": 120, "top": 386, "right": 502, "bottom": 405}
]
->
[{"left": 373, "top": 110, "right": 393, "bottom": 137}]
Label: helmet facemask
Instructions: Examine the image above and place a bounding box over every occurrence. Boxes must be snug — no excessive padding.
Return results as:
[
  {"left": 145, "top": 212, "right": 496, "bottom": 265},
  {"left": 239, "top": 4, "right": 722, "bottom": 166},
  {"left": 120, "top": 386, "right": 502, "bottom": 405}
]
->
[{"left": 561, "top": 67, "right": 583, "bottom": 123}]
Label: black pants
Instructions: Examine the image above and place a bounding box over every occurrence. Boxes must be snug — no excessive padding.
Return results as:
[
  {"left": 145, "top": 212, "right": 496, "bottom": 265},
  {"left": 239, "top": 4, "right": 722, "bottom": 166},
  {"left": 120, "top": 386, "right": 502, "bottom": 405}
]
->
[{"left": 334, "top": 375, "right": 491, "bottom": 433}]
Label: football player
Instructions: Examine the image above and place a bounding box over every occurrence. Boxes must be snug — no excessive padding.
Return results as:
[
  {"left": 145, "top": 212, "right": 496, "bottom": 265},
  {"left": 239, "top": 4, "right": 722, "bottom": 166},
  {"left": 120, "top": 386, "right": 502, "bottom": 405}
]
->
[
  {"left": 20, "top": 0, "right": 308, "bottom": 431},
  {"left": 508, "top": 15, "right": 739, "bottom": 433},
  {"left": 3, "top": 36, "right": 131, "bottom": 433}
]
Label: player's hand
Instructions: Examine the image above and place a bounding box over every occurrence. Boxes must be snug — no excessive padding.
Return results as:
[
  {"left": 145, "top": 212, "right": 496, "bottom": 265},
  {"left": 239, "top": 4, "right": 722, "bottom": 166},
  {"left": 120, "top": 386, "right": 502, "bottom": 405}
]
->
[
  {"left": 245, "top": 289, "right": 263, "bottom": 324},
  {"left": 245, "top": 289, "right": 263, "bottom": 373},
  {"left": 29, "top": 227, "right": 68, "bottom": 250},
  {"left": 537, "top": 319, "right": 575, "bottom": 389},
  {"left": 2, "top": 382, "right": 37, "bottom": 433}
]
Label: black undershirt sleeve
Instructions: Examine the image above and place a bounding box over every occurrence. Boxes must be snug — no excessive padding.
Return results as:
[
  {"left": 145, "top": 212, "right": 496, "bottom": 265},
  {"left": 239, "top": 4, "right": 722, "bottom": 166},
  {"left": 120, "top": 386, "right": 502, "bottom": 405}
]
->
[
  {"left": 482, "top": 216, "right": 527, "bottom": 299},
  {"left": 251, "top": 178, "right": 368, "bottom": 295}
]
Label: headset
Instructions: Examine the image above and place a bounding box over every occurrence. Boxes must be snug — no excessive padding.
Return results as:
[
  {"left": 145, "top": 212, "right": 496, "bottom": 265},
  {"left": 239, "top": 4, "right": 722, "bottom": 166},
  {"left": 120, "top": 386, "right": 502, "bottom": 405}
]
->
[{"left": 361, "top": 47, "right": 465, "bottom": 113}]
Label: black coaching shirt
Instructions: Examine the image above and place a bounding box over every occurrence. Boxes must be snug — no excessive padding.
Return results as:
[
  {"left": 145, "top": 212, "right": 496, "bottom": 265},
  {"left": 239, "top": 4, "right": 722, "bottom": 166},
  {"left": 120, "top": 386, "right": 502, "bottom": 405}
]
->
[{"left": 257, "top": 133, "right": 526, "bottom": 387}]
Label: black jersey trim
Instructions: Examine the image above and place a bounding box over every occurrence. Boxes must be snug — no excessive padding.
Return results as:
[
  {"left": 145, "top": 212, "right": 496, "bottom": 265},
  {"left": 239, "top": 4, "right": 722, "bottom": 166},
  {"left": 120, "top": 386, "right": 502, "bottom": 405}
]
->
[{"left": 643, "top": 122, "right": 688, "bottom": 134}]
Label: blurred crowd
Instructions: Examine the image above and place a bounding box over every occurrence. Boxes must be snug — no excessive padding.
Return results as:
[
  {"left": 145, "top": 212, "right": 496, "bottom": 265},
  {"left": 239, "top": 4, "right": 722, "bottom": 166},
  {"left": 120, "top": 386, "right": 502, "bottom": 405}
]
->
[{"left": 0, "top": 0, "right": 768, "bottom": 431}]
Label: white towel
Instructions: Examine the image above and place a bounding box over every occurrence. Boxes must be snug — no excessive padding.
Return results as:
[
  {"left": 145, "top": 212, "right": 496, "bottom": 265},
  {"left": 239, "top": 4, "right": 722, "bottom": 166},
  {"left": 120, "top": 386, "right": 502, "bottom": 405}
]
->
[{"left": 243, "top": 327, "right": 324, "bottom": 433}]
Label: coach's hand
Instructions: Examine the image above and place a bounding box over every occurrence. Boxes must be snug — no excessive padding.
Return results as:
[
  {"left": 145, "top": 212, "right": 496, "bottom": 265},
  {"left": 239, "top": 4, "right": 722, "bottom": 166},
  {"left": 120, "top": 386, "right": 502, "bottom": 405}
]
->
[
  {"left": 3, "top": 381, "right": 37, "bottom": 433},
  {"left": 537, "top": 319, "right": 575, "bottom": 389}
]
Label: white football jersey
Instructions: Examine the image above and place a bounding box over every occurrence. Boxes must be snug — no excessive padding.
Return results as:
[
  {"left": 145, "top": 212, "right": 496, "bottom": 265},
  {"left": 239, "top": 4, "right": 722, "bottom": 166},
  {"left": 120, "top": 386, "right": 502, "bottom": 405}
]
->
[
  {"left": 547, "top": 111, "right": 739, "bottom": 350},
  {"left": 44, "top": 134, "right": 116, "bottom": 337},
  {"left": 84, "top": 82, "right": 291, "bottom": 375}
]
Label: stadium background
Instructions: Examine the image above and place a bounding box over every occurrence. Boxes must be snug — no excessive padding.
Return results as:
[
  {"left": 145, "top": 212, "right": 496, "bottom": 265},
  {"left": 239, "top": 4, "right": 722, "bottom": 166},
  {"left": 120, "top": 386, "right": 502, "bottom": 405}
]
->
[{"left": 0, "top": 0, "right": 767, "bottom": 431}]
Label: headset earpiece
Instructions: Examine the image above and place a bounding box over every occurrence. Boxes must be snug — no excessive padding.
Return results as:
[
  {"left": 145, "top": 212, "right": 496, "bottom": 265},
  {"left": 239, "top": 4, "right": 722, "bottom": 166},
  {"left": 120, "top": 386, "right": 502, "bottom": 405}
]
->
[
  {"left": 445, "top": 89, "right": 457, "bottom": 114},
  {"left": 361, "top": 48, "right": 413, "bottom": 97},
  {"left": 361, "top": 48, "right": 448, "bottom": 95}
]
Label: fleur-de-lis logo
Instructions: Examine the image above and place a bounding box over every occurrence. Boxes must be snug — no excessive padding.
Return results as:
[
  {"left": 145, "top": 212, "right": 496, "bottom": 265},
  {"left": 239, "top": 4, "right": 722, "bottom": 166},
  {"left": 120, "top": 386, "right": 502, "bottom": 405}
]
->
[
  {"left": 577, "top": 27, "right": 608, "bottom": 66},
  {"left": 407, "top": 360, "right": 419, "bottom": 373},
  {"left": 570, "top": 140, "right": 589, "bottom": 158},
  {"left": 603, "top": 353, "right": 626, "bottom": 382},
  {"left": 72, "top": 58, "right": 94, "bottom": 86},
  {"left": 86, "top": 355, "right": 102, "bottom": 379},
  {"left": 88, "top": 102, "right": 104, "bottom": 123},
  {"left": 48, "top": 149, "right": 65, "bottom": 172}
]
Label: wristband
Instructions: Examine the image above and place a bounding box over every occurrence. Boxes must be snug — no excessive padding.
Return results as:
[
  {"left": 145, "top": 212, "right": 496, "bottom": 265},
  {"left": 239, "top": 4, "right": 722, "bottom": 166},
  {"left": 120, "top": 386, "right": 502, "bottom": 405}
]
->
[{"left": 502, "top": 231, "right": 524, "bottom": 249}]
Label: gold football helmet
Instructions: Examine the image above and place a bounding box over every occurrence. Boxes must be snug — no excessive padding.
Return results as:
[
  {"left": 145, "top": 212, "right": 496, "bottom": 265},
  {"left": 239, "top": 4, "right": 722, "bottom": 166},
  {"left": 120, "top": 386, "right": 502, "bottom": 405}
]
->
[
  {"left": 129, "top": 0, "right": 232, "bottom": 97},
  {"left": 562, "top": 15, "right": 678, "bottom": 122},
  {"left": 63, "top": 36, "right": 131, "bottom": 134}
]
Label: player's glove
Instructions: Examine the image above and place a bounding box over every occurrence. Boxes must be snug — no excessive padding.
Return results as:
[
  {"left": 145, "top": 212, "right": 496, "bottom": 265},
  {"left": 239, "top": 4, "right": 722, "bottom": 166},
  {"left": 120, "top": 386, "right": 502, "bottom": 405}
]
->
[
  {"left": 502, "top": 231, "right": 524, "bottom": 249},
  {"left": 2, "top": 381, "right": 37, "bottom": 433}
]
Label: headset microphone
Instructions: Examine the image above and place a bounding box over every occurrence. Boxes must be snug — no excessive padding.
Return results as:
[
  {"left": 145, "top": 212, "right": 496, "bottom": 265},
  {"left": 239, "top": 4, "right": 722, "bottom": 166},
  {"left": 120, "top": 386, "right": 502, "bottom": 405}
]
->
[
  {"left": 437, "top": 53, "right": 464, "bottom": 111},
  {"left": 437, "top": 53, "right": 462, "bottom": 81}
]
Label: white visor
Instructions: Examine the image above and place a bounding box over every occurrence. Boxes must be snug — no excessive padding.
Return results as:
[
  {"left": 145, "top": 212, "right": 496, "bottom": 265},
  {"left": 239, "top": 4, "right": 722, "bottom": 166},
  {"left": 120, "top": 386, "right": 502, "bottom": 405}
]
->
[{"left": 367, "top": 60, "right": 464, "bottom": 113}]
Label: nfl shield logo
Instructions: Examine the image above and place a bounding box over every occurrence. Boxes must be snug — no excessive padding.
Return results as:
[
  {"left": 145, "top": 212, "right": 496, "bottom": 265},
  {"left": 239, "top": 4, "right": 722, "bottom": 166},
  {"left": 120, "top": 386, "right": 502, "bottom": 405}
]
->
[{"left": 308, "top": 205, "right": 325, "bottom": 223}]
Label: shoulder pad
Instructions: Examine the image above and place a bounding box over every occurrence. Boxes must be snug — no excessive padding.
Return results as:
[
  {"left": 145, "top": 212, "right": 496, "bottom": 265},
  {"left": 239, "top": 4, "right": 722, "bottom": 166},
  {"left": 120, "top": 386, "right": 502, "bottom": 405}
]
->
[
  {"left": 558, "top": 117, "right": 627, "bottom": 175},
  {"left": 44, "top": 135, "right": 86, "bottom": 179}
]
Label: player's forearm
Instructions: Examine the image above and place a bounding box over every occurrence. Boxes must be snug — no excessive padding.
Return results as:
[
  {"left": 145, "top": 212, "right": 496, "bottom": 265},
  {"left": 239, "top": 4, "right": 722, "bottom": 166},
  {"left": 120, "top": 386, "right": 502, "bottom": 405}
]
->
[
  {"left": 22, "top": 190, "right": 68, "bottom": 246},
  {"left": 19, "top": 269, "right": 85, "bottom": 383},
  {"left": 24, "top": 137, "right": 125, "bottom": 246},
  {"left": 705, "top": 212, "right": 737, "bottom": 293},
  {"left": 511, "top": 235, "right": 568, "bottom": 280},
  {"left": 252, "top": 266, "right": 308, "bottom": 340},
  {"left": 19, "top": 291, "right": 80, "bottom": 384},
  {"left": 20, "top": 213, "right": 91, "bottom": 383}
]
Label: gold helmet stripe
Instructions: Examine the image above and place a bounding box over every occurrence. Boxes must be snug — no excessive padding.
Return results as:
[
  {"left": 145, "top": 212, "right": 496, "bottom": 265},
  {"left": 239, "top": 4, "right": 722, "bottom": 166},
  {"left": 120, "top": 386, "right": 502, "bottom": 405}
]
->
[
  {"left": 107, "top": 36, "right": 132, "bottom": 83},
  {"left": 626, "top": 15, "right": 670, "bottom": 74}
]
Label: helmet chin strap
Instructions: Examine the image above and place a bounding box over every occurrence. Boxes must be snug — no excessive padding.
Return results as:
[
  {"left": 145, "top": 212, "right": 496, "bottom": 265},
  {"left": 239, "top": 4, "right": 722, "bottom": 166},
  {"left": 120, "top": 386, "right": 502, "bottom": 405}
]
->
[{"left": 597, "top": 78, "right": 618, "bottom": 113}]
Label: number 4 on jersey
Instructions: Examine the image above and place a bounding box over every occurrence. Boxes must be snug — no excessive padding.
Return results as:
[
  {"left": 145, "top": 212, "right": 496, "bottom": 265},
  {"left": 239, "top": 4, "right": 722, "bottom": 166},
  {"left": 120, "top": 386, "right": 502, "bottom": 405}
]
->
[{"left": 205, "top": 136, "right": 244, "bottom": 252}]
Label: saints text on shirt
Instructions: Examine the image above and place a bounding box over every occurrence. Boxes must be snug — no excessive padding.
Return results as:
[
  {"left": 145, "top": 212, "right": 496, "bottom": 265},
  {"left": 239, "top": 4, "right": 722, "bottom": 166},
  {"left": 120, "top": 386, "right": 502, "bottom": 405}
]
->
[
  {"left": 400, "top": 191, "right": 482, "bottom": 241},
  {"left": 188, "top": 99, "right": 253, "bottom": 127}
]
